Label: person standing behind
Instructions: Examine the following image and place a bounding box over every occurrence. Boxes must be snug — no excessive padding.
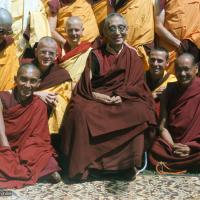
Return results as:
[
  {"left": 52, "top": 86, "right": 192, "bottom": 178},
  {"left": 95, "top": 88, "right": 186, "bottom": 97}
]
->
[
  {"left": 0, "top": 0, "right": 51, "bottom": 57},
  {"left": 58, "top": 16, "right": 92, "bottom": 86},
  {"left": 0, "top": 8, "right": 19, "bottom": 91},
  {"left": 112, "top": 0, "right": 155, "bottom": 71},
  {"left": 154, "top": 0, "right": 200, "bottom": 72},
  {"left": 47, "top": 0, "right": 99, "bottom": 47}
]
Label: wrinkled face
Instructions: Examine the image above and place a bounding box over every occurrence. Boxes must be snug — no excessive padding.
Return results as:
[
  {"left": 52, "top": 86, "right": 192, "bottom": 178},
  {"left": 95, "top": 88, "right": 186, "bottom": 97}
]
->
[
  {"left": 15, "top": 68, "right": 41, "bottom": 101},
  {"left": 66, "top": 21, "right": 83, "bottom": 47},
  {"left": 104, "top": 16, "right": 127, "bottom": 50},
  {"left": 35, "top": 41, "right": 57, "bottom": 72},
  {"left": 175, "top": 57, "right": 197, "bottom": 87},
  {"left": 0, "top": 23, "right": 13, "bottom": 40},
  {"left": 149, "top": 50, "right": 168, "bottom": 78}
]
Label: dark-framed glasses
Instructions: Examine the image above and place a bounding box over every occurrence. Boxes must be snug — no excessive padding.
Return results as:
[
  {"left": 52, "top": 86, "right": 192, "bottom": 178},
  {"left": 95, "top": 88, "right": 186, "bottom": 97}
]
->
[
  {"left": 0, "top": 28, "right": 13, "bottom": 35},
  {"left": 108, "top": 25, "right": 127, "bottom": 33}
]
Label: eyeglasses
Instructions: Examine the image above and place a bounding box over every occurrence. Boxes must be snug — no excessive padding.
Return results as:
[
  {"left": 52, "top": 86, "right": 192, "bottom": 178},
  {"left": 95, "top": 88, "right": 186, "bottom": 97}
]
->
[
  {"left": 108, "top": 25, "right": 127, "bottom": 33},
  {"left": 0, "top": 28, "right": 13, "bottom": 35},
  {"left": 39, "top": 50, "right": 56, "bottom": 57}
]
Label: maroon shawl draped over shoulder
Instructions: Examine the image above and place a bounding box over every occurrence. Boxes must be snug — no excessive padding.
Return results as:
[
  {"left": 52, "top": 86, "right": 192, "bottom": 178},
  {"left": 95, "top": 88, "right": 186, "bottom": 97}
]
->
[
  {"left": 61, "top": 44, "right": 156, "bottom": 178},
  {"left": 38, "top": 63, "right": 71, "bottom": 90},
  {"left": 149, "top": 78, "right": 200, "bottom": 172},
  {"left": 0, "top": 92, "right": 60, "bottom": 188}
]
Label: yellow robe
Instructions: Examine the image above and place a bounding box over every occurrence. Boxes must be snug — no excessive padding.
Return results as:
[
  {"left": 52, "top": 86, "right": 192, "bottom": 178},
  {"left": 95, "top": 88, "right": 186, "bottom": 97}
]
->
[
  {"left": 56, "top": 0, "right": 99, "bottom": 42},
  {"left": 59, "top": 47, "right": 92, "bottom": 83},
  {"left": 153, "top": 71, "right": 177, "bottom": 93},
  {"left": 41, "top": 82, "right": 72, "bottom": 134},
  {"left": 0, "top": 43, "right": 19, "bottom": 91},
  {"left": 158, "top": 0, "right": 200, "bottom": 72},
  {"left": 117, "top": 0, "right": 154, "bottom": 71},
  {"left": 92, "top": 0, "right": 112, "bottom": 33},
  {"left": 2, "top": 0, "right": 51, "bottom": 57}
]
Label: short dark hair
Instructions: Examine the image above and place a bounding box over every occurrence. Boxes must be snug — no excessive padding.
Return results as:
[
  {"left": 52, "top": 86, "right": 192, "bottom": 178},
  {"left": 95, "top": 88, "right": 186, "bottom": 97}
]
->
[{"left": 150, "top": 47, "right": 169, "bottom": 61}]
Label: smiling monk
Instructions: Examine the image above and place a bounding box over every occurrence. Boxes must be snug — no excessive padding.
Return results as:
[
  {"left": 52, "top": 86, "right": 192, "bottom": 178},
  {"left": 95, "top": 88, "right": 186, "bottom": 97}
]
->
[
  {"left": 149, "top": 53, "right": 200, "bottom": 173},
  {"left": 0, "top": 64, "right": 61, "bottom": 189},
  {"left": 60, "top": 13, "right": 157, "bottom": 181}
]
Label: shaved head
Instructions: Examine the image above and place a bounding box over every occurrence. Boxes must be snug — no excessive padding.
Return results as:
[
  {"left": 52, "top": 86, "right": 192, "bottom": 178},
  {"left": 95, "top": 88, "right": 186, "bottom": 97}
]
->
[
  {"left": 65, "top": 16, "right": 84, "bottom": 48},
  {"left": 175, "top": 53, "right": 196, "bottom": 67},
  {"left": 66, "top": 16, "right": 83, "bottom": 28},
  {"left": 35, "top": 36, "right": 57, "bottom": 72},
  {"left": 37, "top": 36, "right": 57, "bottom": 49},
  {"left": 15, "top": 63, "right": 41, "bottom": 101},
  {"left": 18, "top": 63, "right": 41, "bottom": 77},
  {"left": 175, "top": 53, "right": 197, "bottom": 87},
  {"left": 0, "top": 8, "right": 12, "bottom": 26}
]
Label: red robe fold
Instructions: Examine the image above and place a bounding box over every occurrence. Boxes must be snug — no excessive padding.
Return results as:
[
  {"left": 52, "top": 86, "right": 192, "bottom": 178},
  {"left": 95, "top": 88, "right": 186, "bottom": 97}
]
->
[
  {"left": 61, "top": 44, "right": 157, "bottom": 179},
  {"left": 0, "top": 91, "right": 60, "bottom": 188},
  {"left": 149, "top": 78, "right": 200, "bottom": 172},
  {"left": 38, "top": 63, "right": 71, "bottom": 90},
  {"left": 58, "top": 42, "right": 91, "bottom": 62}
]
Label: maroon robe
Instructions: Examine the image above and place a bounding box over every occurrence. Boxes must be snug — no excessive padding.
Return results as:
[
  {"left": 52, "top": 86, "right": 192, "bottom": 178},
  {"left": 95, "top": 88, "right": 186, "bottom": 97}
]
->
[
  {"left": 149, "top": 78, "right": 200, "bottom": 172},
  {"left": 37, "top": 63, "right": 71, "bottom": 90},
  {"left": 60, "top": 44, "right": 157, "bottom": 179},
  {"left": 0, "top": 91, "right": 60, "bottom": 188}
]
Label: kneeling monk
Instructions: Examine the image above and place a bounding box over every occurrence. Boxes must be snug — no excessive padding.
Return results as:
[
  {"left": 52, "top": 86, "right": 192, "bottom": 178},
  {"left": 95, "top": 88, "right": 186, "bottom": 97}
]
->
[
  {"left": 60, "top": 13, "right": 157, "bottom": 180},
  {"left": 149, "top": 53, "right": 200, "bottom": 173},
  {"left": 0, "top": 64, "right": 61, "bottom": 189}
]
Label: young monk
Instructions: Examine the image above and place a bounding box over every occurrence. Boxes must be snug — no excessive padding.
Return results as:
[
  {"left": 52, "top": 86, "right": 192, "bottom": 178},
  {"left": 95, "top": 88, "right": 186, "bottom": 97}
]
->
[
  {"left": 146, "top": 47, "right": 176, "bottom": 115},
  {"left": 0, "top": 64, "right": 61, "bottom": 189},
  {"left": 58, "top": 16, "right": 92, "bottom": 85},
  {"left": 47, "top": 0, "right": 99, "bottom": 46},
  {"left": 149, "top": 53, "right": 200, "bottom": 173}
]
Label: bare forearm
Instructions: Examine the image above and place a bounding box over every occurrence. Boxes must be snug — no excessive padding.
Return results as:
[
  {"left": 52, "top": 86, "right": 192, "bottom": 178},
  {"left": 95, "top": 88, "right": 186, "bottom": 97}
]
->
[
  {"left": 156, "top": 23, "right": 181, "bottom": 48},
  {"left": 160, "top": 127, "right": 174, "bottom": 146},
  {"left": 51, "top": 30, "right": 66, "bottom": 46},
  {"left": 0, "top": 134, "right": 10, "bottom": 147}
]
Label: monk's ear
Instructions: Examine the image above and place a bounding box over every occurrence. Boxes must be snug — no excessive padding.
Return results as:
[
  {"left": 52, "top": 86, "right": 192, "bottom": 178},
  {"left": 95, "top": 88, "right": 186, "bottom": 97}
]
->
[
  {"left": 36, "top": 78, "right": 41, "bottom": 88},
  {"left": 195, "top": 65, "right": 198, "bottom": 75},
  {"left": 166, "top": 60, "right": 170, "bottom": 68},
  {"left": 34, "top": 48, "right": 38, "bottom": 57}
]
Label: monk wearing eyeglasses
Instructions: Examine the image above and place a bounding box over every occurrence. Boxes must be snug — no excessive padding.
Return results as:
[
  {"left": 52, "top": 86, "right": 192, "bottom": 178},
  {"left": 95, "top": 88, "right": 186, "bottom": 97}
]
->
[{"left": 60, "top": 13, "right": 157, "bottom": 181}]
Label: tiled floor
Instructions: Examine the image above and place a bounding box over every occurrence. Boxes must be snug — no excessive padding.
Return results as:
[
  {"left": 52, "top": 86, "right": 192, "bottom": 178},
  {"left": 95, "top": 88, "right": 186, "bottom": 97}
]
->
[{"left": 1, "top": 173, "right": 200, "bottom": 200}]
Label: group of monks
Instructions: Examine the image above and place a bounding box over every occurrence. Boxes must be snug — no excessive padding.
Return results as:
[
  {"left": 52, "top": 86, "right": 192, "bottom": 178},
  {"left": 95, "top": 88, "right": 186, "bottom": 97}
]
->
[{"left": 0, "top": 0, "right": 199, "bottom": 189}]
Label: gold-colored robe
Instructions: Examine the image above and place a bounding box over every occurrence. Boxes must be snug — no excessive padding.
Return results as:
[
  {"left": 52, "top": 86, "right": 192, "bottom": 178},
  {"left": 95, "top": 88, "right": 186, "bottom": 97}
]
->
[
  {"left": 158, "top": 0, "right": 200, "bottom": 72},
  {"left": 0, "top": 43, "right": 19, "bottom": 91},
  {"left": 56, "top": 0, "right": 99, "bottom": 42},
  {"left": 117, "top": 0, "right": 154, "bottom": 71}
]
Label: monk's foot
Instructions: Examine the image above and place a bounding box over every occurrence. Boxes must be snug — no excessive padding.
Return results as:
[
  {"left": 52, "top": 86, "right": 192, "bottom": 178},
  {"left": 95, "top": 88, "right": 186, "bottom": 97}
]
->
[{"left": 46, "top": 172, "right": 62, "bottom": 184}]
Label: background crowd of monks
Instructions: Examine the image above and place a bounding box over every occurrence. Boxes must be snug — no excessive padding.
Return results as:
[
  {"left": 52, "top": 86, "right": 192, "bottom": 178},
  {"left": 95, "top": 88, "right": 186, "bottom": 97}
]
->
[{"left": 0, "top": 0, "right": 199, "bottom": 189}]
